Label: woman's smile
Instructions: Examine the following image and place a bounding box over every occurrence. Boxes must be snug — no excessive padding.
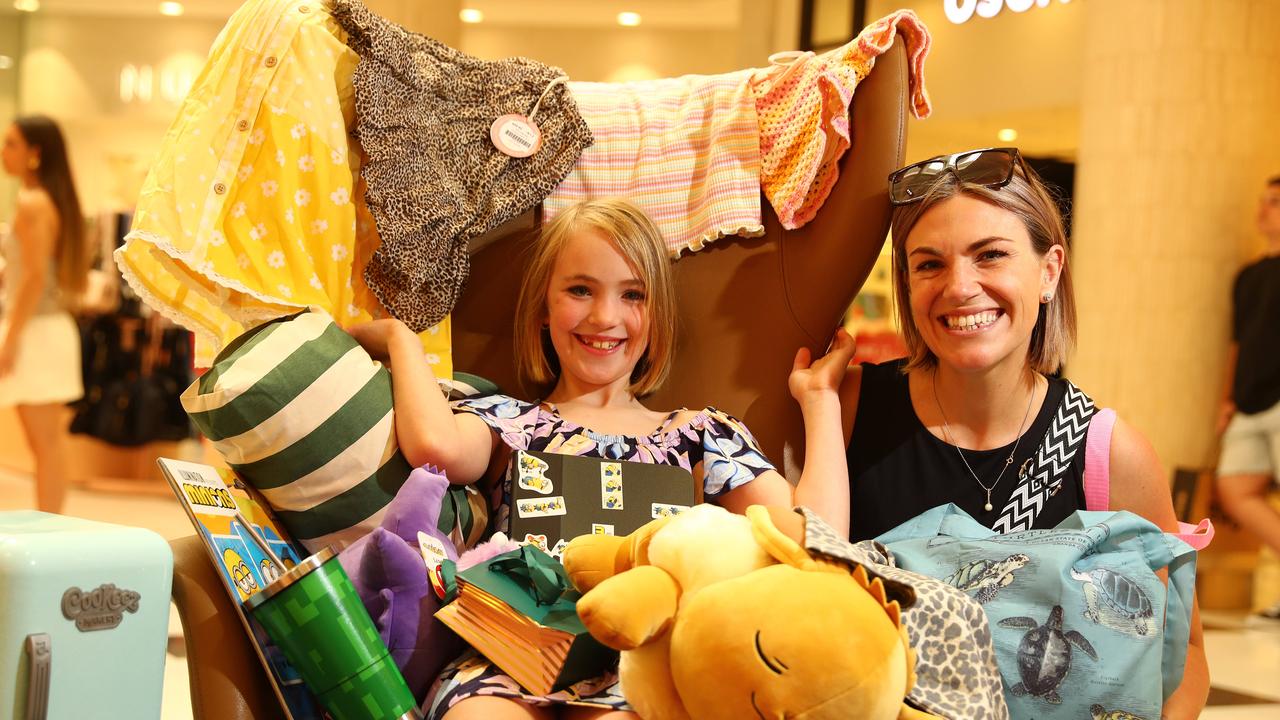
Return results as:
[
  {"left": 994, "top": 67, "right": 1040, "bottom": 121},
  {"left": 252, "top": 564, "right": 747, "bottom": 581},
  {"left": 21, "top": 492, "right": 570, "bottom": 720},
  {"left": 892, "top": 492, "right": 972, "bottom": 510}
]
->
[{"left": 940, "top": 309, "right": 1003, "bottom": 334}]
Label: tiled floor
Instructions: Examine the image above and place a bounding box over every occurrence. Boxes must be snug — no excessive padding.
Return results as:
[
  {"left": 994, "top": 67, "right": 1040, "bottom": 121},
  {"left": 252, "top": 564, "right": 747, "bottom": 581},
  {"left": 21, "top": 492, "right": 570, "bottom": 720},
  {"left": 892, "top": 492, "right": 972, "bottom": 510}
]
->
[
  {"left": 1200, "top": 610, "right": 1280, "bottom": 719},
  {"left": 3, "top": 465, "right": 1280, "bottom": 719}
]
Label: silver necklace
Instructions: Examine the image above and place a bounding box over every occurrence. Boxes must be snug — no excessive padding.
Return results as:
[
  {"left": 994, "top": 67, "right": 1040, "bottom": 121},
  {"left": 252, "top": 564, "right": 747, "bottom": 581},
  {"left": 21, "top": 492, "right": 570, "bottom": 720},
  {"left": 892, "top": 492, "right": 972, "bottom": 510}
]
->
[{"left": 932, "top": 374, "right": 1037, "bottom": 512}]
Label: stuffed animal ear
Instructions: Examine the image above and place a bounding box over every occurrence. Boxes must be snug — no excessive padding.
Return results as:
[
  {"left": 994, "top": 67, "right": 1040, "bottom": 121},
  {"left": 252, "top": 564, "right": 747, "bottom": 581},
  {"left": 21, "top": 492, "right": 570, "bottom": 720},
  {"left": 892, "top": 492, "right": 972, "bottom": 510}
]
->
[
  {"left": 563, "top": 533, "right": 628, "bottom": 593},
  {"left": 746, "top": 506, "right": 814, "bottom": 568},
  {"left": 563, "top": 514, "right": 678, "bottom": 593}
]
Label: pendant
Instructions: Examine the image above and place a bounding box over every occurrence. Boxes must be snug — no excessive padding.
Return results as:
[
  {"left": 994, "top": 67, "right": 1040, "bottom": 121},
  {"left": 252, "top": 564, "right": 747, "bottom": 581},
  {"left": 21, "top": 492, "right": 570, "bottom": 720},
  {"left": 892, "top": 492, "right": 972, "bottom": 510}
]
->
[
  {"left": 984, "top": 489, "right": 994, "bottom": 512},
  {"left": 984, "top": 502, "right": 993, "bottom": 512}
]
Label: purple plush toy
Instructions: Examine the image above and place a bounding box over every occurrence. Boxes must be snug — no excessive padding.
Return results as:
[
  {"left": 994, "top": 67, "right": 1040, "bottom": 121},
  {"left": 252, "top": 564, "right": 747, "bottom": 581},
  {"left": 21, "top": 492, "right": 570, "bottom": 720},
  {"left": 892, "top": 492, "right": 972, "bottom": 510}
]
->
[{"left": 337, "top": 465, "right": 465, "bottom": 701}]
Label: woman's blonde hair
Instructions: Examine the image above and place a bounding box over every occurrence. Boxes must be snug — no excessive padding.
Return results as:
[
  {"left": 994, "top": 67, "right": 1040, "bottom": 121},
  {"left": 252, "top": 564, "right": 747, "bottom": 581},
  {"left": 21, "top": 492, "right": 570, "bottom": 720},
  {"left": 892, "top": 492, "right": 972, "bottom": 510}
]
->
[
  {"left": 513, "top": 198, "right": 677, "bottom": 397},
  {"left": 888, "top": 160, "right": 1076, "bottom": 375}
]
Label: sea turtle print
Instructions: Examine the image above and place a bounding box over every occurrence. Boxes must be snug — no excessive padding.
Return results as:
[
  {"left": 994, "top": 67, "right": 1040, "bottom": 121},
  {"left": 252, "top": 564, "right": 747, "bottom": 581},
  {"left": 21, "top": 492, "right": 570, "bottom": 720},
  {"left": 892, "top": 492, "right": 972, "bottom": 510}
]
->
[
  {"left": 1089, "top": 704, "right": 1147, "bottom": 720},
  {"left": 998, "top": 605, "right": 1097, "bottom": 704},
  {"left": 944, "top": 553, "right": 1030, "bottom": 603},
  {"left": 1070, "top": 566, "right": 1156, "bottom": 636}
]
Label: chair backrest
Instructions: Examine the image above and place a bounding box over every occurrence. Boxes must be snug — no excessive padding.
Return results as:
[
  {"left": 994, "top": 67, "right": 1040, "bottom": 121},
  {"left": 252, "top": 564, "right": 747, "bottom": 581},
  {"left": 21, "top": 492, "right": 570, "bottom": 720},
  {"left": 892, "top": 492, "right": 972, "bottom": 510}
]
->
[{"left": 451, "top": 41, "right": 909, "bottom": 477}]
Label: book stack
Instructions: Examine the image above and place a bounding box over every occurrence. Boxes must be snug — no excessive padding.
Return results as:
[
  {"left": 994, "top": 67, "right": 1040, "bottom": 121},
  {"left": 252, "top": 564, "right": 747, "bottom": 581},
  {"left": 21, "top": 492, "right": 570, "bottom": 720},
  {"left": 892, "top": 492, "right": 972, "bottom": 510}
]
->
[{"left": 435, "top": 546, "right": 616, "bottom": 695}]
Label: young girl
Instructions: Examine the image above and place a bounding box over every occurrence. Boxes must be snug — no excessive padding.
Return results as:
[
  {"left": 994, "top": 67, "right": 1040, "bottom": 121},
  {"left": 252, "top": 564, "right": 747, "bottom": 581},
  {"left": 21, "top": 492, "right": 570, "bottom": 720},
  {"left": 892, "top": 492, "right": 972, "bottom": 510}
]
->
[
  {"left": 0, "top": 115, "right": 89, "bottom": 514},
  {"left": 347, "top": 197, "right": 853, "bottom": 720}
]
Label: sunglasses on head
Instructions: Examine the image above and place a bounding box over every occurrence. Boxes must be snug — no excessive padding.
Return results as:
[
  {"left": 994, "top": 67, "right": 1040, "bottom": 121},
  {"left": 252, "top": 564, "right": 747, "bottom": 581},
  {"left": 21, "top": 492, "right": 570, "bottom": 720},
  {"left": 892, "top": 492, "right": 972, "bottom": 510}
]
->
[{"left": 888, "top": 147, "right": 1027, "bottom": 205}]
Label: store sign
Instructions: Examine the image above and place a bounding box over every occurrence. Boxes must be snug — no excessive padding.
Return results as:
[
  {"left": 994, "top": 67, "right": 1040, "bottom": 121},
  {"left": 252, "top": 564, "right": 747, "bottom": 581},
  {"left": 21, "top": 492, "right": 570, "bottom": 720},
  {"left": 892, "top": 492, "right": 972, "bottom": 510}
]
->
[
  {"left": 119, "top": 61, "right": 198, "bottom": 105},
  {"left": 945, "top": 0, "right": 1071, "bottom": 24}
]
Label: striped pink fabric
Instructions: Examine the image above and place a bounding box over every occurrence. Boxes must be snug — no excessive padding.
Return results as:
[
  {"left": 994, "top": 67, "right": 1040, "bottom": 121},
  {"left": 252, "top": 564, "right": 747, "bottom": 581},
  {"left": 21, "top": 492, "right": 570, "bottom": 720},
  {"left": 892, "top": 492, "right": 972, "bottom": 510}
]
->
[{"left": 545, "top": 70, "right": 764, "bottom": 257}]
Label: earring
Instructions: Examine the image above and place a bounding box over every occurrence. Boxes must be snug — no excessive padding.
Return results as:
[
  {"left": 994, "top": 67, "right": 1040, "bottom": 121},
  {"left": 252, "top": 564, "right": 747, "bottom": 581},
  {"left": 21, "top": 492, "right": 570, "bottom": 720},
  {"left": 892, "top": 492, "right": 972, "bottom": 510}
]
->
[
  {"left": 26, "top": 157, "right": 39, "bottom": 171},
  {"left": 1041, "top": 292, "right": 1053, "bottom": 303}
]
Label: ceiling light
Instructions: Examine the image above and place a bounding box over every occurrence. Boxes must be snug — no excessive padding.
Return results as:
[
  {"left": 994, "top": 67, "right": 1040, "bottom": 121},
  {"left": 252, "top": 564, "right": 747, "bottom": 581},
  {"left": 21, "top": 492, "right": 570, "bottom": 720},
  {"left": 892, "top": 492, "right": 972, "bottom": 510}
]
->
[
  {"left": 459, "top": 8, "right": 483, "bottom": 23},
  {"left": 13, "top": 0, "right": 40, "bottom": 12},
  {"left": 617, "top": 11, "right": 641, "bottom": 27},
  {"left": 997, "top": 128, "right": 1018, "bottom": 143},
  {"left": 159, "top": 1, "right": 184, "bottom": 16}
]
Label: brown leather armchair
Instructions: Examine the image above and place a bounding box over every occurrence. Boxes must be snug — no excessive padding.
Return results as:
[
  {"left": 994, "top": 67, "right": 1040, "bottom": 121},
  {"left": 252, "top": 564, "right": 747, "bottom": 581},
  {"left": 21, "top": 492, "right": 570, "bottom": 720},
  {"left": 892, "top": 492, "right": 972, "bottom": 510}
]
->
[{"left": 170, "top": 38, "right": 909, "bottom": 720}]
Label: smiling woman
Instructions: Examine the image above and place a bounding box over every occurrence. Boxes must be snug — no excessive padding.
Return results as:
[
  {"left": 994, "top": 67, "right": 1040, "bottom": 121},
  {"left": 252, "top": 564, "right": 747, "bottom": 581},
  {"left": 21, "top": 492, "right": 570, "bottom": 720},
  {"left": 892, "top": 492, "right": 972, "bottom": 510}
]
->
[{"left": 810, "top": 147, "right": 1208, "bottom": 719}]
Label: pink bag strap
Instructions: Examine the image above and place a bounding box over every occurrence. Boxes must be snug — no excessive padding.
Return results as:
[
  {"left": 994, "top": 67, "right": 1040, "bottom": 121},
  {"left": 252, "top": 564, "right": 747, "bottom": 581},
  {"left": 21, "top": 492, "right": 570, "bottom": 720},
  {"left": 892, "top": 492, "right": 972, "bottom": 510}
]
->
[
  {"left": 1174, "top": 518, "right": 1215, "bottom": 550},
  {"left": 1082, "top": 407, "right": 1214, "bottom": 550},
  {"left": 1083, "top": 408, "right": 1116, "bottom": 512}
]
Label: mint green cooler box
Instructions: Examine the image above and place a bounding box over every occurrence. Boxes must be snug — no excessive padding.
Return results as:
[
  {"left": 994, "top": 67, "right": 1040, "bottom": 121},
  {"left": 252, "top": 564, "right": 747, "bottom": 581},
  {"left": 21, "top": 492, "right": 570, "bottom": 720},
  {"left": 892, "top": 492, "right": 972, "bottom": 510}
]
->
[{"left": 0, "top": 511, "right": 173, "bottom": 719}]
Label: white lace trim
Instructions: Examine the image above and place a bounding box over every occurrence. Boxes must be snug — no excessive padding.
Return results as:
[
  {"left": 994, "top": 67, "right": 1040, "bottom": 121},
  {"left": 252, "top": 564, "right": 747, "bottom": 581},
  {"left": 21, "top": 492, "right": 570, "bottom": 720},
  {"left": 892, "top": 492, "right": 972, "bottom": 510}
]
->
[{"left": 115, "top": 228, "right": 306, "bottom": 359}]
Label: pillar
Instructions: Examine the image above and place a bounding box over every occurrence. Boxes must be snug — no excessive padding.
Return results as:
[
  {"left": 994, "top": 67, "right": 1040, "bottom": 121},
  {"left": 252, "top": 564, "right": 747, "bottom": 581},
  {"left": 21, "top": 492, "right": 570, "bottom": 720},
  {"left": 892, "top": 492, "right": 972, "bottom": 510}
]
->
[{"left": 1069, "top": 0, "right": 1280, "bottom": 472}]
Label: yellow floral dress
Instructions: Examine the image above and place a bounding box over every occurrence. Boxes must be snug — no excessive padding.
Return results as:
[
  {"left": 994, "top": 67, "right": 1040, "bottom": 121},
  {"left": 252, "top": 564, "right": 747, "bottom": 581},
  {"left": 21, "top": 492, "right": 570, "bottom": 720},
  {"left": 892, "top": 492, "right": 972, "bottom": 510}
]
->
[{"left": 116, "top": 0, "right": 451, "bottom": 371}]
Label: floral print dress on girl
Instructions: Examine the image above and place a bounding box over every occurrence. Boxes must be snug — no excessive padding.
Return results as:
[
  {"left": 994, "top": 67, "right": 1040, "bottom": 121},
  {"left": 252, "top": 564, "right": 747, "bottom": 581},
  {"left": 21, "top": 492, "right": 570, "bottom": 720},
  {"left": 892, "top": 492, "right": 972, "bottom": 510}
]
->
[{"left": 424, "top": 393, "right": 776, "bottom": 716}]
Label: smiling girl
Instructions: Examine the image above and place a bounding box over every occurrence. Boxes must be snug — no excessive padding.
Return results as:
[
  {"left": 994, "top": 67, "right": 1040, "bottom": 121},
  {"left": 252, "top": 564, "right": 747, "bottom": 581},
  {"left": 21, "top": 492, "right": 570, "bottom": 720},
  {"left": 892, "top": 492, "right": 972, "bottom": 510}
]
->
[{"left": 347, "top": 197, "right": 853, "bottom": 719}]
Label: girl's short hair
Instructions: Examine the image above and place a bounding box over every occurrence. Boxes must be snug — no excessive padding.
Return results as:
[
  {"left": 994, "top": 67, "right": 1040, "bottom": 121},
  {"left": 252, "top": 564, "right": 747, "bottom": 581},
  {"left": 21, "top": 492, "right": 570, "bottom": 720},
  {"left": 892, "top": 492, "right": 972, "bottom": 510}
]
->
[
  {"left": 513, "top": 198, "right": 677, "bottom": 397},
  {"left": 888, "top": 161, "right": 1076, "bottom": 375}
]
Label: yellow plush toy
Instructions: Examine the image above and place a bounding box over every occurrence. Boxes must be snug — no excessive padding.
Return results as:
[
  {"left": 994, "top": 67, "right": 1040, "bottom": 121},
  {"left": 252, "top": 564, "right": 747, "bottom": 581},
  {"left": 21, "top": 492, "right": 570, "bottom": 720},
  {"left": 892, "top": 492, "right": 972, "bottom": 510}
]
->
[{"left": 562, "top": 504, "right": 940, "bottom": 720}]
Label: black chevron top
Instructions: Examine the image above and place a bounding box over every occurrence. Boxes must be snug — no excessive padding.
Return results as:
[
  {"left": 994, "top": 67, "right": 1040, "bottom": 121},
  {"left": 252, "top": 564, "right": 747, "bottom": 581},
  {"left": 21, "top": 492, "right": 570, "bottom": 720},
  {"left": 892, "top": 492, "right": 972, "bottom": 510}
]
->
[{"left": 847, "top": 359, "right": 1092, "bottom": 541}]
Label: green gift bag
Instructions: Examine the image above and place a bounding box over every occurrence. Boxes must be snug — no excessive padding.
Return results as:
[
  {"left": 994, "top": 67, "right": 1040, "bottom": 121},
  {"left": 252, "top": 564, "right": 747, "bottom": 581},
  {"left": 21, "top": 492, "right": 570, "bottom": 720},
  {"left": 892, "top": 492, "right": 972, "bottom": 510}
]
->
[{"left": 435, "top": 545, "right": 616, "bottom": 695}]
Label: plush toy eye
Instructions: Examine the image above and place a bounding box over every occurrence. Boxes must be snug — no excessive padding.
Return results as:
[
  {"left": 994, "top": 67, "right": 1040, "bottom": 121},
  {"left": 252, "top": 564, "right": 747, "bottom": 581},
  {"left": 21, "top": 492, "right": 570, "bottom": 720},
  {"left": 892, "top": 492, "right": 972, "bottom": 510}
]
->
[{"left": 754, "top": 630, "right": 788, "bottom": 675}]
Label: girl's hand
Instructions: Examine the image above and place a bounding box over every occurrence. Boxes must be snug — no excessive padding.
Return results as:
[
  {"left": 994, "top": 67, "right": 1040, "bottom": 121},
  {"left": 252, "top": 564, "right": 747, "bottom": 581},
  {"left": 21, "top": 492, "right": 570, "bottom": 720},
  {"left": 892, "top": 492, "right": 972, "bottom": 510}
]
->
[
  {"left": 344, "top": 318, "right": 410, "bottom": 362},
  {"left": 789, "top": 328, "right": 856, "bottom": 405}
]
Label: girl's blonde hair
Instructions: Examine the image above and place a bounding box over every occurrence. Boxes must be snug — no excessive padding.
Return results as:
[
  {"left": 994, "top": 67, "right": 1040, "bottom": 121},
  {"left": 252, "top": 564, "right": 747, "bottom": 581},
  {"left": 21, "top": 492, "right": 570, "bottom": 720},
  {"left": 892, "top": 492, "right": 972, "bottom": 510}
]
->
[
  {"left": 889, "top": 161, "right": 1076, "bottom": 375},
  {"left": 513, "top": 198, "right": 677, "bottom": 396}
]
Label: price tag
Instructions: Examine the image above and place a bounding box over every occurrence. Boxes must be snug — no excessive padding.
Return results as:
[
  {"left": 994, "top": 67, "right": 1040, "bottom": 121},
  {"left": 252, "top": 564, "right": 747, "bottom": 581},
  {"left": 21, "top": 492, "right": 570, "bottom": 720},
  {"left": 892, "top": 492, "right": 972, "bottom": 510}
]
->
[
  {"left": 418, "top": 531, "right": 449, "bottom": 571},
  {"left": 490, "top": 114, "right": 543, "bottom": 158}
]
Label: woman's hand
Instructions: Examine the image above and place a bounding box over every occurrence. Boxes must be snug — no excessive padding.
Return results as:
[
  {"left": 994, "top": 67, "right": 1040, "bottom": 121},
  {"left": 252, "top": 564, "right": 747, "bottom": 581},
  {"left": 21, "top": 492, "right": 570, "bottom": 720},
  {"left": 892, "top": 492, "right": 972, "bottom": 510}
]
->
[
  {"left": 789, "top": 328, "right": 856, "bottom": 407},
  {"left": 344, "top": 318, "right": 411, "bottom": 362}
]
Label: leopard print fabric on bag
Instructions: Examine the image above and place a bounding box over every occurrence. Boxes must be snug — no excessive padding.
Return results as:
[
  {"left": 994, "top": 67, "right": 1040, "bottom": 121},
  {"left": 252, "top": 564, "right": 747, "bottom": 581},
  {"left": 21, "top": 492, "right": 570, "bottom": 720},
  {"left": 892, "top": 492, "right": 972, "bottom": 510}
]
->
[
  {"left": 800, "top": 507, "right": 1010, "bottom": 720},
  {"left": 331, "top": 0, "right": 593, "bottom": 331}
]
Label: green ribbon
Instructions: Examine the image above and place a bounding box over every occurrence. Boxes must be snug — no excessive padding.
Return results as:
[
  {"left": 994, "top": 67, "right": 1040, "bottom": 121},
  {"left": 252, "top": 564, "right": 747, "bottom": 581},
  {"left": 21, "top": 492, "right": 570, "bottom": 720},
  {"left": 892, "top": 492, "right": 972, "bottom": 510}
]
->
[
  {"left": 438, "top": 559, "right": 459, "bottom": 604},
  {"left": 489, "top": 545, "right": 578, "bottom": 607}
]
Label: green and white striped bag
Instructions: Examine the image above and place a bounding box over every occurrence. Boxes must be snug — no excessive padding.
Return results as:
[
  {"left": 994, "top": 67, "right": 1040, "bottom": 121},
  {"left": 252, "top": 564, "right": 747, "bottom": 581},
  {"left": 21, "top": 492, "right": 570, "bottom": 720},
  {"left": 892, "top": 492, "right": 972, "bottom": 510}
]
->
[{"left": 183, "top": 309, "right": 487, "bottom": 552}]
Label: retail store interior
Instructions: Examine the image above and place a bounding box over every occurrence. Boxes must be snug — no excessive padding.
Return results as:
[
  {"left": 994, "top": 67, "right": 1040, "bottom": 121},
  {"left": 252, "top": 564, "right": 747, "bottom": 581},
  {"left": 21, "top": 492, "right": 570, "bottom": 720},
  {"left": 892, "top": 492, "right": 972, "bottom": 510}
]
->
[{"left": 2, "top": 0, "right": 1279, "bottom": 718}]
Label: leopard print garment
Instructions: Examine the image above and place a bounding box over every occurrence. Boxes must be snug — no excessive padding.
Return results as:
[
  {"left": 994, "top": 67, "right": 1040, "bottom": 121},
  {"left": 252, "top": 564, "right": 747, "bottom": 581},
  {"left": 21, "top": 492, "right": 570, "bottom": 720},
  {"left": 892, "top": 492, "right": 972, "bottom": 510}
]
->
[
  {"left": 800, "top": 507, "right": 1010, "bottom": 720},
  {"left": 331, "top": 0, "right": 593, "bottom": 331}
]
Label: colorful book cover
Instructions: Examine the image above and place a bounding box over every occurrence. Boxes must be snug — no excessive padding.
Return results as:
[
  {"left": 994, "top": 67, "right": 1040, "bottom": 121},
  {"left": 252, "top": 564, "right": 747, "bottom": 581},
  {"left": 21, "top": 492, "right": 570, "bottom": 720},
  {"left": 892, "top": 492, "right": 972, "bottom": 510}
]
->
[{"left": 157, "top": 457, "right": 324, "bottom": 720}]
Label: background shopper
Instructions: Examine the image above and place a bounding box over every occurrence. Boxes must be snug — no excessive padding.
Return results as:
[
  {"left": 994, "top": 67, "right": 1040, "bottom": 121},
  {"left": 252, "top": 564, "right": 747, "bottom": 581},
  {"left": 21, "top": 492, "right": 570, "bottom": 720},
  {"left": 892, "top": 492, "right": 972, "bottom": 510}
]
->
[
  {"left": 1216, "top": 174, "right": 1280, "bottom": 623},
  {"left": 0, "top": 115, "right": 89, "bottom": 513}
]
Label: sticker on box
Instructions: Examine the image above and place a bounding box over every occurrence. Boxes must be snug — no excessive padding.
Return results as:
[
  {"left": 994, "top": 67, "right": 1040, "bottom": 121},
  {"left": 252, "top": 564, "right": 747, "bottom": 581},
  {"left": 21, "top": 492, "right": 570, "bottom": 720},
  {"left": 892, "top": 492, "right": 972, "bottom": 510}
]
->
[
  {"left": 601, "top": 462, "right": 624, "bottom": 510},
  {"left": 549, "top": 538, "right": 568, "bottom": 560},
  {"left": 517, "top": 453, "right": 554, "bottom": 495},
  {"left": 522, "top": 533, "right": 550, "bottom": 553},
  {"left": 651, "top": 502, "right": 691, "bottom": 519},
  {"left": 591, "top": 523, "right": 615, "bottom": 536},
  {"left": 517, "top": 496, "right": 566, "bottom": 518}
]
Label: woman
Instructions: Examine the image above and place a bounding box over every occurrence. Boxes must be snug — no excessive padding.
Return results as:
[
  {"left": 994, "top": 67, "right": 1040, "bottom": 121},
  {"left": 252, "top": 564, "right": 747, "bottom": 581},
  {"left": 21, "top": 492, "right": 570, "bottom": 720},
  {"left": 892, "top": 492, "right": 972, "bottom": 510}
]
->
[
  {"left": 830, "top": 148, "right": 1207, "bottom": 717},
  {"left": 0, "top": 115, "right": 88, "bottom": 513}
]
